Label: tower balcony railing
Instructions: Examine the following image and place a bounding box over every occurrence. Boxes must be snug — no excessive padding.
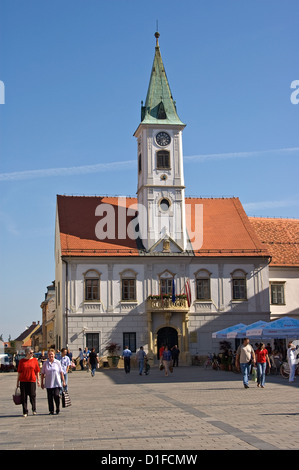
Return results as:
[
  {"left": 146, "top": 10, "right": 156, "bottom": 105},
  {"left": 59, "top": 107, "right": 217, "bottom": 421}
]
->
[{"left": 147, "top": 294, "right": 189, "bottom": 311}]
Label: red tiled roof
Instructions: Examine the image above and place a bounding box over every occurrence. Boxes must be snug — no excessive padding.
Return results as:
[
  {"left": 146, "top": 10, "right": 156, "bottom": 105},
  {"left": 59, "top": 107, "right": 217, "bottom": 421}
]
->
[
  {"left": 57, "top": 196, "right": 140, "bottom": 256},
  {"left": 249, "top": 217, "right": 299, "bottom": 267},
  {"left": 57, "top": 195, "right": 269, "bottom": 258},
  {"left": 189, "top": 197, "right": 267, "bottom": 257}
]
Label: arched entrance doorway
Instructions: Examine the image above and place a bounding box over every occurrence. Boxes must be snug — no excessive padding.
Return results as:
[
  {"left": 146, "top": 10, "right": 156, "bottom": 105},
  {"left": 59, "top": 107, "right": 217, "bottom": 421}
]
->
[{"left": 157, "top": 327, "right": 178, "bottom": 359}]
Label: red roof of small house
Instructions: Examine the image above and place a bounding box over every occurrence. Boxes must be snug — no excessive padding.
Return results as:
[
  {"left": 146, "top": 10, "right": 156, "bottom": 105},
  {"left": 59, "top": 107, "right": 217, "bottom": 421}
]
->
[
  {"left": 249, "top": 217, "right": 299, "bottom": 267},
  {"left": 56, "top": 195, "right": 269, "bottom": 258}
]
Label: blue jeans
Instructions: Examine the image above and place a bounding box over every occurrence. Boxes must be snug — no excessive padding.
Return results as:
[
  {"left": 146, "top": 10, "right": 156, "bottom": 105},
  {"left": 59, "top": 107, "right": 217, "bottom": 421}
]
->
[
  {"left": 257, "top": 362, "right": 266, "bottom": 386},
  {"left": 63, "top": 373, "right": 68, "bottom": 391},
  {"left": 289, "top": 363, "right": 296, "bottom": 382},
  {"left": 138, "top": 360, "right": 144, "bottom": 374},
  {"left": 240, "top": 363, "right": 251, "bottom": 386}
]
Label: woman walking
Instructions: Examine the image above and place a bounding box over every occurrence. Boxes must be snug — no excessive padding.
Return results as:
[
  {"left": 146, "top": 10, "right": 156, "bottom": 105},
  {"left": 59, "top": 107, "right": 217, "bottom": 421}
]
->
[
  {"left": 41, "top": 349, "right": 66, "bottom": 415},
  {"left": 162, "top": 346, "right": 172, "bottom": 377},
  {"left": 17, "top": 347, "right": 40, "bottom": 417},
  {"left": 255, "top": 343, "right": 271, "bottom": 388}
]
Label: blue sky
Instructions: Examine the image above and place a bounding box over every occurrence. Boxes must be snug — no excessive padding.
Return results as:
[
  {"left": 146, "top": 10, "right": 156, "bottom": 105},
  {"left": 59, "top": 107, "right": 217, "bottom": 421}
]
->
[{"left": 0, "top": 0, "right": 298, "bottom": 341}]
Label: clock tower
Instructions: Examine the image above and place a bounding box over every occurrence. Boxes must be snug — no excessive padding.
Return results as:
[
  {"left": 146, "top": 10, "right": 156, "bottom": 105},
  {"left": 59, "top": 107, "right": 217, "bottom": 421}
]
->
[{"left": 134, "top": 32, "right": 188, "bottom": 252}]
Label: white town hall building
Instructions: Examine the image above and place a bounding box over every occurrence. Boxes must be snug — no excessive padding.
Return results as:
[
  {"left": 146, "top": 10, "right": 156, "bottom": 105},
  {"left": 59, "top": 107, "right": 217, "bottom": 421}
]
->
[{"left": 54, "top": 33, "right": 272, "bottom": 364}]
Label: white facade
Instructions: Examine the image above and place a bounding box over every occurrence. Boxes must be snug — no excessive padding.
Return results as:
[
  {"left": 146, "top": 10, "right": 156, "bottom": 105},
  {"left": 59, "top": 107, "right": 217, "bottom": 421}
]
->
[
  {"left": 54, "top": 250, "right": 270, "bottom": 360},
  {"left": 135, "top": 125, "right": 187, "bottom": 252},
  {"left": 269, "top": 266, "right": 299, "bottom": 320}
]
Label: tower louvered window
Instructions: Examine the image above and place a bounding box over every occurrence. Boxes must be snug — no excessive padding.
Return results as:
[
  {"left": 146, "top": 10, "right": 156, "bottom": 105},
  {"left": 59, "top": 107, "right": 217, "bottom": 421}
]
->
[{"left": 157, "top": 150, "right": 170, "bottom": 169}]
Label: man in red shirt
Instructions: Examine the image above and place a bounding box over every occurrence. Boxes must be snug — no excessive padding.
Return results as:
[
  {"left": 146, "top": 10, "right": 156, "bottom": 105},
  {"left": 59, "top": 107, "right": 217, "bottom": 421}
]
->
[{"left": 17, "top": 348, "right": 40, "bottom": 417}]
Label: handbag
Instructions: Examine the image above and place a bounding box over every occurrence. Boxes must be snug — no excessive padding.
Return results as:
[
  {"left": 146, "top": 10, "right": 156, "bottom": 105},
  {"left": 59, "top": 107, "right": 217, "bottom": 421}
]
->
[
  {"left": 13, "top": 386, "right": 22, "bottom": 405},
  {"left": 61, "top": 390, "right": 72, "bottom": 408},
  {"left": 251, "top": 366, "right": 257, "bottom": 382}
]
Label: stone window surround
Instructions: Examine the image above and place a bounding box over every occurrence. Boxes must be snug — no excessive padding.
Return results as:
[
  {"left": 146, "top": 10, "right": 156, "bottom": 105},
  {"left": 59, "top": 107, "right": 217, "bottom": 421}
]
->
[
  {"left": 194, "top": 268, "right": 212, "bottom": 301},
  {"left": 230, "top": 268, "right": 248, "bottom": 301},
  {"left": 120, "top": 268, "right": 138, "bottom": 302},
  {"left": 83, "top": 269, "right": 102, "bottom": 302}
]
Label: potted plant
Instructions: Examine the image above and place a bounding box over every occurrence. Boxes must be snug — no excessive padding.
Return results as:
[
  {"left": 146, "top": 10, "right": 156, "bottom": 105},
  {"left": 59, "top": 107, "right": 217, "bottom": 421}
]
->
[{"left": 106, "top": 342, "right": 121, "bottom": 368}]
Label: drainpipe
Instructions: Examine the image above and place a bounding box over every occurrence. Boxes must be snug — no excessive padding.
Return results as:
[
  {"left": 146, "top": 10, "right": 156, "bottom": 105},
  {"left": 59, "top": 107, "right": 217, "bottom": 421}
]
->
[{"left": 62, "top": 259, "right": 69, "bottom": 348}]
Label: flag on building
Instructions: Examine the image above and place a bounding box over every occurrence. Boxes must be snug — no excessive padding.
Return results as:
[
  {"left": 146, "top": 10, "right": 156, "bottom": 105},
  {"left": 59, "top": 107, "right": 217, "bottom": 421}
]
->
[
  {"left": 184, "top": 278, "right": 191, "bottom": 307},
  {"left": 172, "top": 278, "right": 176, "bottom": 303}
]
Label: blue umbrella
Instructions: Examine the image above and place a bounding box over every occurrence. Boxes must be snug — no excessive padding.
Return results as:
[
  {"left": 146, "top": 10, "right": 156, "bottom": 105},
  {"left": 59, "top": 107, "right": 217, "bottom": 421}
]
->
[
  {"left": 212, "top": 323, "right": 247, "bottom": 339},
  {"left": 227, "top": 320, "right": 269, "bottom": 339},
  {"left": 247, "top": 316, "right": 299, "bottom": 338}
]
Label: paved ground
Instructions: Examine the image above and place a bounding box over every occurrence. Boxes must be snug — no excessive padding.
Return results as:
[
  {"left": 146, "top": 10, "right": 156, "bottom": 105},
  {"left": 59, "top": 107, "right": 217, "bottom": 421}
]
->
[{"left": 0, "top": 366, "right": 298, "bottom": 451}]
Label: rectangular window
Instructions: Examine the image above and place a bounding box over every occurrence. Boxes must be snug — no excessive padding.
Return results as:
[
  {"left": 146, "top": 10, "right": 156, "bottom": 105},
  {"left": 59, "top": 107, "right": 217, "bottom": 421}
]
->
[
  {"left": 196, "top": 279, "right": 211, "bottom": 300},
  {"left": 86, "top": 333, "right": 100, "bottom": 353},
  {"left": 122, "top": 279, "right": 136, "bottom": 301},
  {"left": 271, "top": 283, "right": 285, "bottom": 304},
  {"left": 123, "top": 332, "right": 136, "bottom": 353},
  {"left": 85, "top": 278, "right": 99, "bottom": 301},
  {"left": 157, "top": 151, "right": 170, "bottom": 169},
  {"left": 233, "top": 279, "right": 247, "bottom": 300},
  {"left": 160, "top": 279, "right": 173, "bottom": 295}
]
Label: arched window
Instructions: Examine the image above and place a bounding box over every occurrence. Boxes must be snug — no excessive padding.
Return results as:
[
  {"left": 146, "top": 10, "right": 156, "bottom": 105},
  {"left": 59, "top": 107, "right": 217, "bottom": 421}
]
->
[
  {"left": 120, "top": 269, "right": 137, "bottom": 301},
  {"left": 194, "top": 269, "right": 211, "bottom": 300},
  {"left": 231, "top": 269, "right": 247, "bottom": 300},
  {"left": 84, "top": 269, "right": 101, "bottom": 301},
  {"left": 158, "top": 269, "right": 175, "bottom": 295}
]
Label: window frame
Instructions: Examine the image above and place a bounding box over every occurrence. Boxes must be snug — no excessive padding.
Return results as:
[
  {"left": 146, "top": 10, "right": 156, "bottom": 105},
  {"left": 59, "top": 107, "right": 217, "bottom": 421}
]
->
[
  {"left": 194, "top": 269, "right": 212, "bottom": 301},
  {"left": 160, "top": 278, "right": 173, "bottom": 295},
  {"left": 85, "top": 278, "right": 100, "bottom": 301},
  {"left": 158, "top": 269, "right": 175, "bottom": 297},
  {"left": 123, "top": 332, "right": 136, "bottom": 353},
  {"left": 270, "top": 282, "right": 286, "bottom": 305},
  {"left": 86, "top": 333, "right": 100, "bottom": 354},
  {"left": 156, "top": 150, "right": 170, "bottom": 170},
  {"left": 122, "top": 278, "right": 136, "bottom": 301},
  {"left": 231, "top": 270, "right": 247, "bottom": 301},
  {"left": 120, "top": 269, "right": 138, "bottom": 302},
  {"left": 83, "top": 269, "right": 101, "bottom": 302},
  {"left": 196, "top": 278, "right": 211, "bottom": 300}
]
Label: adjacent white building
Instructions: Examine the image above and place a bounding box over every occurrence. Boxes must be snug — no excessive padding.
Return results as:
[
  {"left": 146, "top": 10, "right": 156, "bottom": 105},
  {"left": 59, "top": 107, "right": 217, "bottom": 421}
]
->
[{"left": 250, "top": 217, "right": 299, "bottom": 321}]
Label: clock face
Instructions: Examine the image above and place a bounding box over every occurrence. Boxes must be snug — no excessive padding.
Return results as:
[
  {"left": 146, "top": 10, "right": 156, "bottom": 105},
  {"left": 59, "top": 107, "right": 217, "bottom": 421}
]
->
[{"left": 156, "top": 132, "right": 171, "bottom": 147}]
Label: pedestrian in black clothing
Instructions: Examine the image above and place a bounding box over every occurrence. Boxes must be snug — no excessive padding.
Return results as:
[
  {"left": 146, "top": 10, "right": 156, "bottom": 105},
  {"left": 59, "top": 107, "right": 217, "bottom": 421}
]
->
[
  {"left": 171, "top": 345, "right": 180, "bottom": 367},
  {"left": 88, "top": 348, "right": 99, "bottom": 377}
]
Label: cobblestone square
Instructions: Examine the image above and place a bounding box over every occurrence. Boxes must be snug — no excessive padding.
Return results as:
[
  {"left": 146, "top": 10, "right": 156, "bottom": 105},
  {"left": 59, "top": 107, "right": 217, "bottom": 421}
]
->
[{"left": 1, "top": 366, "right": 298, "bottom": 451}]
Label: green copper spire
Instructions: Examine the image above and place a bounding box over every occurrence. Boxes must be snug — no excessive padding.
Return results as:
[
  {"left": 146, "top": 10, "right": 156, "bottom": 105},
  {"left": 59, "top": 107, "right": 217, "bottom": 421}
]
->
[{"left": 141, "top": 32, "right": 185, "bottom": 126}]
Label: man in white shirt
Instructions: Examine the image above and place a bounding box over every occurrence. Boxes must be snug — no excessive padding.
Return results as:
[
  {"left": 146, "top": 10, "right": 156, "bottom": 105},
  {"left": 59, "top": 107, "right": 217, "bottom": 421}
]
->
[
  {"left": 122, "top": 346, "right": 132, "bottom": 374},
  {"left": 287, "top": 342, "right": 297, "bottom": 383},
  {"left": 60, "top": 348, "right": 71, "bottom": 391},
  {"left": 236, "top": 338, "right": 256, "bottom": 388},
  {"left": 136, "top": 346, "right": 146, "bottom": 375}
]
